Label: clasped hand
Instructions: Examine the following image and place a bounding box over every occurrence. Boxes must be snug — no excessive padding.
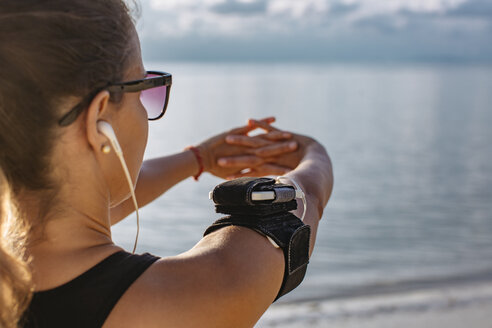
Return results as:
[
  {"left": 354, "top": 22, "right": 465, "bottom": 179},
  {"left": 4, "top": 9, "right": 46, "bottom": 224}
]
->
[{"left": 196, "top": 117, "right": 313, "bottom": 180}]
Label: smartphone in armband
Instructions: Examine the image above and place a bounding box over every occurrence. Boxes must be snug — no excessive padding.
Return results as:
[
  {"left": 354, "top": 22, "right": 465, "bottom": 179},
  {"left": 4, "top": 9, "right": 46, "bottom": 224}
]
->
[
  {"left": 209, "top": 184, "right": 297, "bottom": 203},
  {"left": 205, "top": 177, "right": 311, "bottom": 301}
]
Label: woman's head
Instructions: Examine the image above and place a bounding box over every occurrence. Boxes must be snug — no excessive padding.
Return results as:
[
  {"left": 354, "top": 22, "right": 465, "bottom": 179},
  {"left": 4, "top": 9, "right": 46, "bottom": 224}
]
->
[{"left": 0, "top": 0, "right": 143, "bottom": 201}]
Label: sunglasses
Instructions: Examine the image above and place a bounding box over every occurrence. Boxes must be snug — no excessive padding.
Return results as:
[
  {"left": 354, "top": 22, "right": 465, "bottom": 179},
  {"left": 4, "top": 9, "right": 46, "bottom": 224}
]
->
[{"left": 58, "top": 71, "right": 172, "bottom": 126}]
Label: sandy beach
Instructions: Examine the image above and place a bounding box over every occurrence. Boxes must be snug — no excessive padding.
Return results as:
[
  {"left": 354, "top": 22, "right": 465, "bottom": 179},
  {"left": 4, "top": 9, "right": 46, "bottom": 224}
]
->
[{"left": 256, "top": 282, "right": 492, "bottom": 328}]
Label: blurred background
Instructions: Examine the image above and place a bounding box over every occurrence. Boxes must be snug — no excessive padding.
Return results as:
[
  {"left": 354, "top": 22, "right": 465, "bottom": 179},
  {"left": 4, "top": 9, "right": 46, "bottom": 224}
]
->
[{"left": 113, "top": 1, "right": 492, "bottom": 327}]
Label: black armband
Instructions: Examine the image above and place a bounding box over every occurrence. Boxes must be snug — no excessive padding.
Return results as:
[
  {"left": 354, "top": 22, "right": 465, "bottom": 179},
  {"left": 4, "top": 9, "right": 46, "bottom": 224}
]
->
[{"left": 204, "top": 177, "right": 310, "bottom": 301}]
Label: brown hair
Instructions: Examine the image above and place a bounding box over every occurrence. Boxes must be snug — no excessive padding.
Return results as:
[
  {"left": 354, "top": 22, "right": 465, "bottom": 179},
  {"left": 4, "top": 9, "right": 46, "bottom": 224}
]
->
[
  {"left": 0, "top": 0, "right": 136, "bottom": 192},
  {"left": 0, "top": 169, "right": 32, "bottom": 328},
  {"left": 0, "top": 0, "right": 137, "bottom": 324}
]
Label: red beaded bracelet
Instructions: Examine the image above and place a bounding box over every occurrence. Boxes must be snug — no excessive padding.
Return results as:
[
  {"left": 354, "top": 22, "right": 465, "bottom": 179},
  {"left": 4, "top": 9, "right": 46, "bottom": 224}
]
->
[{"left": 186, "top": 146, "right": 204, "bottom": 181}]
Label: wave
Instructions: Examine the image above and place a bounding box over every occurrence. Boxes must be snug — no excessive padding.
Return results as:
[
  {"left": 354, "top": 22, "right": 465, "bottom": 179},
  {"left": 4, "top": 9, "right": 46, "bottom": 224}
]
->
[
  {"left": 258, "top": 278, "right": 492, "bottom": 327},
  {"left": 282, "top": 268, "right": 492, "bottom": 303}
]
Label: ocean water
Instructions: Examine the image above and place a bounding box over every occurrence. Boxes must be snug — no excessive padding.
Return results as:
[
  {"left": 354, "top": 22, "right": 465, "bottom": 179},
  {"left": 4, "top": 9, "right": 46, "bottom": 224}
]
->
[
  {"left": 112, "top": 62, "right": 492, "bottom": 303},
  {"left": 256, "top": 281, "right": 492, "bottom": 327}
]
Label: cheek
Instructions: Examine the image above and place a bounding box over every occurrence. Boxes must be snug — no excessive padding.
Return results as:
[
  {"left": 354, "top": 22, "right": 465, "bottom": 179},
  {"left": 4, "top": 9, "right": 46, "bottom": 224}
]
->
[
  {"left": 136, "top": 97, "right": 148, "bottom": 156},
  {"left": 129, "top": 97, "right": 148, "bottom": 179},
  {"left": 113, "top": 95, "right": 148, "bottom": 187}
]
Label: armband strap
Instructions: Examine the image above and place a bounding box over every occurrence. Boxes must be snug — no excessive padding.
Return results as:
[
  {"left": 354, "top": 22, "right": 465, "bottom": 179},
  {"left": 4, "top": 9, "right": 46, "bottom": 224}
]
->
[{"left": 205, "top": 177, "right": 311, "bottom": 301}]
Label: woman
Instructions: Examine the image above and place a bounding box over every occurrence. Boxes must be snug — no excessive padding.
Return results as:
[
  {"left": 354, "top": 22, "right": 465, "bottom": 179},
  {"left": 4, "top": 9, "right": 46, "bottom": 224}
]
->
[{"left": 0, "top": 0, "right": 333, "bottom": 327}]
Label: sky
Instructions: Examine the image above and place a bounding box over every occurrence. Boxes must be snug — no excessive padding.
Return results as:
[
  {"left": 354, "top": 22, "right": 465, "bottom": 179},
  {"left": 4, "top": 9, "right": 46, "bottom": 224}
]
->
[{"left": 136, "top": 0, "right": 492, "bottom": 62}]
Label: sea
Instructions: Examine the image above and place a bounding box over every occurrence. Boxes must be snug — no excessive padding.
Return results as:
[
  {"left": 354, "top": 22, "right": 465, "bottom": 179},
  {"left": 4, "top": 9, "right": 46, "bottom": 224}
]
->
[{"left": 112, "top": 62, "right": 492, "bottom": 324}]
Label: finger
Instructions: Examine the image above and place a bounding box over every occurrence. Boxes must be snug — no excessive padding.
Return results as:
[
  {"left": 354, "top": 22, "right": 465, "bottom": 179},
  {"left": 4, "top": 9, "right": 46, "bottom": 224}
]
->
[
  {"left": 225, "top": 135, "right": 273, "bottom": 148},
  {"left": 228, "top": 164, "right": 291, "bottom": 179},
  {"left": 261, "top": 130, "right": 292, "bottom": 141},
  {"left": 255, "top": 141, "right": 298, "bottom": 157},
  {"left": 255, "top": 164, "right": 292, "bottom": 176},
  {"left": 217, "top": 155, "right": 264, "bottom": 168},
  {"left": 248, "top": 117, "right": 276, "bottom": 126},
  {"left": 248, "top": 119, "right": 281, "bottom": 133},
  {"left": 226, "top": 167, "right": 258, "bottom": 180},
  {"left": 229, "top": 124, "right": 257, "bottom": 135},
  {"left": 227, "top": 170, "right": 259, "bottom": 179},
  {"left": 227, "top": 167, "right": 262, "bottom": 179},
  {"left": 229, "top": 117, "right": 276, "bottom": 135}
]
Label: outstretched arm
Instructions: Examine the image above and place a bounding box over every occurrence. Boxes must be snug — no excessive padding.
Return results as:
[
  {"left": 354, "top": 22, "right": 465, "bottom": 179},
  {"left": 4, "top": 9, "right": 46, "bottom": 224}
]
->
[
  {"left": 109, "top": 150, "right": 199, "bottom": 225},
  {"left": 105, "top": 133, "right": 334, "bottom": 328},
  {"left": 110, "top": 118, "right": 297, "bottom": 224},
  {"left": 219, "top": 119, "right": 334, "bottom": 253}
]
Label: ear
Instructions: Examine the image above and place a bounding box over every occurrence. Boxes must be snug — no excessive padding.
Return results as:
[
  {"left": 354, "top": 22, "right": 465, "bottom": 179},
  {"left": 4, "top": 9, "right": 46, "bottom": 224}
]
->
[{"left": 86, "top": 90, "right": 112, "bottom": 152}]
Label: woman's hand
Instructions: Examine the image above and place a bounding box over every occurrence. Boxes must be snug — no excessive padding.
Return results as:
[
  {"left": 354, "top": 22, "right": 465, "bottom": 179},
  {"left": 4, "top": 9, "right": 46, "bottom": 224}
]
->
[
  {"left": 218, "top": 119, "right": 317, "bottom": 179},
  {"left": 196, "top": 117, "right": 299, "bottom": 179}
]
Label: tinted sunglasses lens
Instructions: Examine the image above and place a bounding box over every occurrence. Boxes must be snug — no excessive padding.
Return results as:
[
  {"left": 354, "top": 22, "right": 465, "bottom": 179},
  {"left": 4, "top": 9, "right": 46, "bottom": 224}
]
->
[{"left": 140, "top": 74, "right": 167, "bottom": 119}]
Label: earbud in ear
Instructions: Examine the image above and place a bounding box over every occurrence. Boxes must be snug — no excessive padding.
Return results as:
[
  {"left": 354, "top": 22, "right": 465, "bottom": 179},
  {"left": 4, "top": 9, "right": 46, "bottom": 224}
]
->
[
  {"left": 96, "top": 120, "right": 140, "bottom": 253},
  {"left": 101, "top": 144, "right": 111, "bottom": 154},
  {"left": 97, "top": 121, "right": 122, "bottom": 154}
]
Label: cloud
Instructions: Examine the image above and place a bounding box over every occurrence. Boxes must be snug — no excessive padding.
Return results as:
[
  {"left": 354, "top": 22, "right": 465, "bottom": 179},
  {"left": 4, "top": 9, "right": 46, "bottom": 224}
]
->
[
  {"left": 329, "top": 2, "right": 359, "bottom": 16},
  {"left": 448, "top": 0, "right": 492, "bottom": 18},
  {"left": 138, "top": 0, "right": 492, "bottom": 62},
  {"left": 144, "top": 0, "right": 476, "bottom": 36},
  {"left": 211, "top": 0, "right": 268, "bottom": 15}
]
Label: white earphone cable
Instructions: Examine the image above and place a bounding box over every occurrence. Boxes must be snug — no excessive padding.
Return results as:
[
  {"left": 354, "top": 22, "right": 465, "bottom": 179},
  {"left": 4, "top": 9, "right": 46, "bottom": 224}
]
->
[{"left": 107, "top": 138, "right": 140, "bottom": 254}]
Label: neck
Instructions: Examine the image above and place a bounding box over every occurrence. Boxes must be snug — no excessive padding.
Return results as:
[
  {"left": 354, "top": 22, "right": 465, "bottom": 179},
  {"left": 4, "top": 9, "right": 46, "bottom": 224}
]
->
[
  {"left": 20, "top": 186, "right": 121, "bottom": 291},
  {"left": 19, "top": 125, "right": 131, "bottom": 291}
]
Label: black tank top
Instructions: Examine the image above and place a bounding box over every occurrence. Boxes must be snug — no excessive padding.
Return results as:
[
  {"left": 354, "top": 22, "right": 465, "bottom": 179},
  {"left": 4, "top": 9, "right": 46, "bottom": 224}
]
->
[{"left": 23, "top": 251, "right": 160, "bottom": 328}]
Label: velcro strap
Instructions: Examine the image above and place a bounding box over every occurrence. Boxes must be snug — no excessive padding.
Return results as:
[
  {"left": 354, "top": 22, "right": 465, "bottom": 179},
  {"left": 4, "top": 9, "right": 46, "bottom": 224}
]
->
[{"left": 204, "top": 212, "right": 310, "bottom": 301}]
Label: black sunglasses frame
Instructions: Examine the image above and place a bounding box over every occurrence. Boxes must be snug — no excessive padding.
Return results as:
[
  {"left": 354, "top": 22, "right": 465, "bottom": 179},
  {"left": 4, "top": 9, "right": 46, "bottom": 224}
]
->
[{"left": 58, "top": 71, "right": 172, "bottom": 126}]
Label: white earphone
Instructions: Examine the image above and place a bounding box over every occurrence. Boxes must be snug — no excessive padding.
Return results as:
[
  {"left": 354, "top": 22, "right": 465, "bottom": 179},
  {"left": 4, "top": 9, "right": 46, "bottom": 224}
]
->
[
  {"left": 97, "top": 121, "right": 140, "bottom": 254},
  {"left": 97, "top": 121, "right": 122, "bottom": 154}
]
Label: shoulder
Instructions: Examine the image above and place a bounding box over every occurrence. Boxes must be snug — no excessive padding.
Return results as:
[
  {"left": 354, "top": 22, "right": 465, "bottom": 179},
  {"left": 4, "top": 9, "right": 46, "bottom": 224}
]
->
[{"left": 104, "top": 226, "right": 284, "bottom": 328}]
